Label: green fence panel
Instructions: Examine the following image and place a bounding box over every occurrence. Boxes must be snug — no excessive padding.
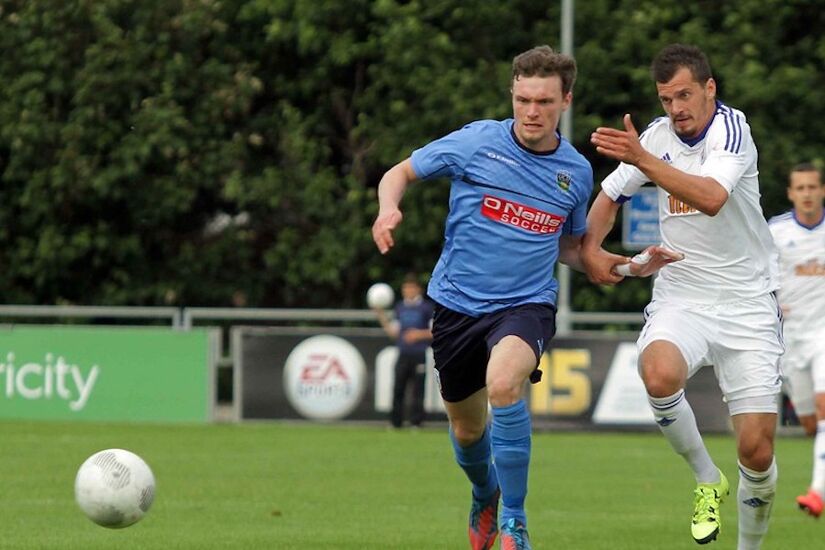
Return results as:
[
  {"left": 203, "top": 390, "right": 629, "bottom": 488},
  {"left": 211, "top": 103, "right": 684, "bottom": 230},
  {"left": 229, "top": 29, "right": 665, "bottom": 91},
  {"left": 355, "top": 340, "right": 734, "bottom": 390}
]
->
[{"left": 0, "top": 326, "right": 212, "bottom": 422}]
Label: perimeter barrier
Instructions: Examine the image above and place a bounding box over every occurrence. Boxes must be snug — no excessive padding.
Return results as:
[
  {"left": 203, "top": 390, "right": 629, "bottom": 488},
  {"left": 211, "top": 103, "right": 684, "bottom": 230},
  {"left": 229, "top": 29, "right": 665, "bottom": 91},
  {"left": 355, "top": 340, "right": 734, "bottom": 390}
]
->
[{"left": 0, "top": 305, "right": 781, "bottom": 433}]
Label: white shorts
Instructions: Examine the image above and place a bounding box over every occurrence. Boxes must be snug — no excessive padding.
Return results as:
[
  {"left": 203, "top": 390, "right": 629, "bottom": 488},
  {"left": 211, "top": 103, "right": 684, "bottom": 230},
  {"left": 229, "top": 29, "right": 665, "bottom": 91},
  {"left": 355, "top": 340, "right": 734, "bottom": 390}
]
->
[
  {"left": 637, "top": 293, "right": 783, "bottom": 414},
  {"left": 780, "top": 335, "right": 825, "bottom": 417}
]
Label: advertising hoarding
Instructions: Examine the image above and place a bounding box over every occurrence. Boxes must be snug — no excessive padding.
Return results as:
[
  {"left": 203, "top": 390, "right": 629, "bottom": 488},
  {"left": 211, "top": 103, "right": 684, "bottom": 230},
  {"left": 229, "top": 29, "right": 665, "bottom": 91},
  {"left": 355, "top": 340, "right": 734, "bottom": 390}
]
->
[
  {"left": 0, "top": 326, "right": 217, "bottom": 422},
  {"left": 235, "top": 327, "right": 729, "bottom": 431}
]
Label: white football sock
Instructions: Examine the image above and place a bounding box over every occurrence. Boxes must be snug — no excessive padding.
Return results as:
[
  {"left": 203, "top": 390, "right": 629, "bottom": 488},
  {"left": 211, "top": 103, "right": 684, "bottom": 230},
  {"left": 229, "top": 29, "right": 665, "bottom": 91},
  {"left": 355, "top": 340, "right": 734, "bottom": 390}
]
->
[
  {"left": 811, "top": 420, "right": 825, "bottom": 495},
  {"left": 737, "top": 458, "right": 777, "bottom": 550},
  {"left": 648, "top": 390, "right": 719, "bottom": 483}
]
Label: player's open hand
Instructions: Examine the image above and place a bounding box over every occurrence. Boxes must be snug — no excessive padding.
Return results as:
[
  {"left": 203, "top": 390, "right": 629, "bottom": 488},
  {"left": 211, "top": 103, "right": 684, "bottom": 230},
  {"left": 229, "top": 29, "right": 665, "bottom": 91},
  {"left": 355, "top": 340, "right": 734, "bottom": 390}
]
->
[
  {"left": 591, "top": 114, "right": 645, "bottom": 165},
  {"left": 614, "top": 245, "right": 685, "bottom": 278},
  {"left": 372, "top": 208, "right": 403, "bottom": 254}
]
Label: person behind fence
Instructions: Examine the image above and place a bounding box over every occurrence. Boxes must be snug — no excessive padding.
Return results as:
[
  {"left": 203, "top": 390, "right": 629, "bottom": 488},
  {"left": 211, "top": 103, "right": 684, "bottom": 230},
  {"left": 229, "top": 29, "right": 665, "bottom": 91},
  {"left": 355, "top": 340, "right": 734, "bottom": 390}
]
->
[
  {"left": 373, "top": 274, "right": 434, "bottom": 429},
  {"left": 371, "top": 45, "right": 677, "bottom": 550},
  {"left": 583, "top": 44, "right": 783, "bottom": 550},
  {"left": 768, "top": 162, "right": 825, "bottom": 518}
]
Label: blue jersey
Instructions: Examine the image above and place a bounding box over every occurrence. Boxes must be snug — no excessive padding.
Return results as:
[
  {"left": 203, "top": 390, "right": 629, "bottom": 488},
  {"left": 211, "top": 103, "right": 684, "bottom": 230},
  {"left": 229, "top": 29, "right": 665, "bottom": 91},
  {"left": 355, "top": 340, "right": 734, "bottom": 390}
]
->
[{"left": 411, "top": 119, "right": 593, "bottom": 316}]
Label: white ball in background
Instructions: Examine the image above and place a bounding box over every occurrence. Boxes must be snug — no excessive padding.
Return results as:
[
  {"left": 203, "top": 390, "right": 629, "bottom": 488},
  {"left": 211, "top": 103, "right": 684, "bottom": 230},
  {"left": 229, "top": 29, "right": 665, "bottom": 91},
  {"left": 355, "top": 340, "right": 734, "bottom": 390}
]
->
[
  {"left": 366, "top": 282, "right": 395, "bottom": 309},
  {"left": 75, "top": 448, "right": 156, "bottom": 529}
]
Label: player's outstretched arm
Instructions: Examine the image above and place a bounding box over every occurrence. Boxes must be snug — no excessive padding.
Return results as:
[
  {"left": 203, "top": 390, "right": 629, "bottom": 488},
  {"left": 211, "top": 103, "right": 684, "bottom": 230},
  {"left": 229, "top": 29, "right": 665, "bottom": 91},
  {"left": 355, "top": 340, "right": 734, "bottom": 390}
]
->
[
  {"left": 372, "top": 159, "right": 418, "bottom": 254},
  {"left": 581, "top": 191, "right": 628, "bottom": 285}
]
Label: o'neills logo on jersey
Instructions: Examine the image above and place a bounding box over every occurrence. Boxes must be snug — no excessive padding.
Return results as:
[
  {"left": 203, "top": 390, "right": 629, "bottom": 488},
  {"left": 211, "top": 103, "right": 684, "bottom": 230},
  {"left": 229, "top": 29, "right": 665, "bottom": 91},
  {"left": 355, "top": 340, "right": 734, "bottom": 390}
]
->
[{"left": 481, "top": 194, "right": 565, "bottom": 234}]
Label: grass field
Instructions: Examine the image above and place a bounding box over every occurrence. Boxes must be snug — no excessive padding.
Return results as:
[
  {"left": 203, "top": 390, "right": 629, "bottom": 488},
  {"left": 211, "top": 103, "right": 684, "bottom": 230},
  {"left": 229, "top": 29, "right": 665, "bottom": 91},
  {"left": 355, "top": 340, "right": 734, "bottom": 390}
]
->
[{"left": 1, "top": 419, "right": 821, "bottom": 549}]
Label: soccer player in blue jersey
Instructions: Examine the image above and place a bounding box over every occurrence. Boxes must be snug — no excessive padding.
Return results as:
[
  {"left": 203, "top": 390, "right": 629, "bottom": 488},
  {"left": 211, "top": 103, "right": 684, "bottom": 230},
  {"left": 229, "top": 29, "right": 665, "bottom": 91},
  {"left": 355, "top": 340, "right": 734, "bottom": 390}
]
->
[{"left": 372, "top": 45, "right": 677, "bottom": 550}]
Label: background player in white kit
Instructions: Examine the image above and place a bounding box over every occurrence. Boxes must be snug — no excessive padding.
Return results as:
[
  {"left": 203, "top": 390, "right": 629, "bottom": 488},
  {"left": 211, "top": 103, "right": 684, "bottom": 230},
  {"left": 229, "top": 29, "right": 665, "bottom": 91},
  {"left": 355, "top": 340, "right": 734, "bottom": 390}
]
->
[
  {"left": 768, "top": 163, "right": 825, "bottom": 517},
  {"left": 581, "top": 44, "right": 783, "bottom": 550}
]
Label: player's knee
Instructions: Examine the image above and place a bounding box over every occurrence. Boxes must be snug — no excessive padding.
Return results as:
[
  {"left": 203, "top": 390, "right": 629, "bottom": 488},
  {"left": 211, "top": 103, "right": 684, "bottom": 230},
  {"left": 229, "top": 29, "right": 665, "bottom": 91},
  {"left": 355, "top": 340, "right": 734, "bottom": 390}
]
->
[
  {"left": 738, "top": 440, "right": 774, "bottom": 471},
  {"left": 800, "top": 415, "right": 818, "bottom": 437},
  {"left": 815, "top": 400, "right": 825, "bottom": 423},
  {"left": 450, "top": 422, "right": 486, "bottom": 446},
  {"left": 640, "top": 362, "right": 683, "bottom": 397},
  {"left": 486, "top": 376, "right": 520, "bottom": 407}
]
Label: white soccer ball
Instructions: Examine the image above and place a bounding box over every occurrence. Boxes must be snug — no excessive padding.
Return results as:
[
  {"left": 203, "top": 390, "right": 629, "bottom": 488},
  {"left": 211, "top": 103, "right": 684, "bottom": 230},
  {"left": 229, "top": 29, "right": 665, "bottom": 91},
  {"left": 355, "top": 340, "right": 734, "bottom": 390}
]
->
[
  {"left": 74, "top": 449, "right": 156, "bottom": 529},
  {"left": 366, "top": 282, "right": 395, "bottom": 309}
]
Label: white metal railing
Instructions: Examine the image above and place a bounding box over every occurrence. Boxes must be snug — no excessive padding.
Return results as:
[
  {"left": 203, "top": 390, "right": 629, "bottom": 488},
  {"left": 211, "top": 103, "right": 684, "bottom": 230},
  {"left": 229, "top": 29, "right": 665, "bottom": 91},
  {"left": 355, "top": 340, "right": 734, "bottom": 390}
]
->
[
  {"left": 0, "top": 305, "right": 645, "bottom": 332},
  {"left": 180, "top": 307, "right": 378, "bottom": 330},
  {"left": 180, "top": 307, "right": 644, "bottom": 330},
  {"left": 0, "top": 305, "right": 182, "bottom": 328}
]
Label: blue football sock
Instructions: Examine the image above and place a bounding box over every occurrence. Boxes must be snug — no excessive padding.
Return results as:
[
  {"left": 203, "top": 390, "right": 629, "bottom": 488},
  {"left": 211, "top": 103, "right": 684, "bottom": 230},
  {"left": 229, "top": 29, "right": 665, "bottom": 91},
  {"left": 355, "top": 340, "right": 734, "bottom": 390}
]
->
[
  {"left": 450, "top": 424, "right": 498, "bottom": 500},
  {"left": 491, "top": 400, "right": 531, "bottom": 526}
]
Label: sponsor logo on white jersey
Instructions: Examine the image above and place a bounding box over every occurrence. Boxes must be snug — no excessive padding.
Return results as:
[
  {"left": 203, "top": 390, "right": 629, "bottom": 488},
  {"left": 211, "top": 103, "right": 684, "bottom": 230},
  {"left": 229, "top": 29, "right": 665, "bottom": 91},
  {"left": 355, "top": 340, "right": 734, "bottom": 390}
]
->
[
  {"left": 667, "top": 194, "right": 698, "bottom": 215},
  {"left": 795, "top": 259, "right": 825, "bottom": 276}
]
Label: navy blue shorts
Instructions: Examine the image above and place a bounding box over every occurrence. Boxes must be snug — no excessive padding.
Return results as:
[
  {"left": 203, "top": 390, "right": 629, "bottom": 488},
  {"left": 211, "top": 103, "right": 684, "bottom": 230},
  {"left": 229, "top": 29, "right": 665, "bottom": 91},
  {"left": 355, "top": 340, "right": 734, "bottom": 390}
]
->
[{"left": 431, "top": 302, "right": 557, "bottom": 403}]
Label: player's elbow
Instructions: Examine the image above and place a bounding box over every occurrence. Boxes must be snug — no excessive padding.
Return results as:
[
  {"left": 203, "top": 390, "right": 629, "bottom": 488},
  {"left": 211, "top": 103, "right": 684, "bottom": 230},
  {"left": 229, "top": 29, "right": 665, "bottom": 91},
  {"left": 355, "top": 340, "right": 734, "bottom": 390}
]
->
[
  {"left": 700, "top": 199, "right": 726, "bottom": 217},
  {"left": 699, "top": 202, "right": 723, "bottom": 217},
  {"left": 699, "top": 180, "right": 729, "bottom": 217}
]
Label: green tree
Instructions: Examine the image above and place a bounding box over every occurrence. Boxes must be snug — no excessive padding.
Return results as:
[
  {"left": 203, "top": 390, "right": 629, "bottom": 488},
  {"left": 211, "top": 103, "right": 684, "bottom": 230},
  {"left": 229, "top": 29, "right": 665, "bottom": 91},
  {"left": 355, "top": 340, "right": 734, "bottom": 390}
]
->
[{"left": 0, "top": 0, "right": 822, "bottom": 313}]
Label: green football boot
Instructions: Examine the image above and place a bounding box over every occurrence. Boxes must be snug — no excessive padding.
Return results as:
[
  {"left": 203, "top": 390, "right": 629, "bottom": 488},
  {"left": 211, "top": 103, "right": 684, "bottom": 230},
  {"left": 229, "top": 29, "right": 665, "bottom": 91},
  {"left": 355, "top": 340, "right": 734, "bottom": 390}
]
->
[{"left": 691, "top": 470, "right": 729, "bottom": 544}]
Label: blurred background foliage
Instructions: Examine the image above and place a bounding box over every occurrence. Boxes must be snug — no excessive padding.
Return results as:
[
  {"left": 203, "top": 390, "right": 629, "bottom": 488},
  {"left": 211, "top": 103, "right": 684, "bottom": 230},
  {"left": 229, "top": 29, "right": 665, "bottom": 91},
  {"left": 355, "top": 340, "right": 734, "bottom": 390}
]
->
[{"left": 0, "top": 0, "right": 822, "bottom": 309}]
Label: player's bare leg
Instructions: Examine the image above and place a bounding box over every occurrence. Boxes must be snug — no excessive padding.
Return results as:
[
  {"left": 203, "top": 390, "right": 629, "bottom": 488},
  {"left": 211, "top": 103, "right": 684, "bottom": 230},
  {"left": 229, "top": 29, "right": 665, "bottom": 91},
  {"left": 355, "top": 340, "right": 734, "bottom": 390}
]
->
[{"left": 797, "top": 392, "right": 825, "bottom": 517}]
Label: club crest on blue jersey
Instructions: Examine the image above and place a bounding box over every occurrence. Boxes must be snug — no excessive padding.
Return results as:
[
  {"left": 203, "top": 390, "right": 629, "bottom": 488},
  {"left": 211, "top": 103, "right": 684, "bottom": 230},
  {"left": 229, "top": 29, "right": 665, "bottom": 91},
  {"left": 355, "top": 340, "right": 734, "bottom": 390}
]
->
[{"left": 556, "top": 170, "right": 572, "bottom": 191}]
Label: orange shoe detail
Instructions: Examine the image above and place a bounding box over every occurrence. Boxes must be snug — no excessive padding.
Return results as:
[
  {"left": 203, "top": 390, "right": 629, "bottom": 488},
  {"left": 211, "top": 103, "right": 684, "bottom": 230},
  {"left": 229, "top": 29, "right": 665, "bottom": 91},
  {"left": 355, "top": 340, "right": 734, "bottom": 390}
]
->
[
  {"left": 499, "top": 518, "right": 531, "bottom": 550},
  {"left": 797, "top": 489, "right": 824, "bottom": 518},
  {"left": 468, "top": 488, "right": 499, "bottom": 550}
]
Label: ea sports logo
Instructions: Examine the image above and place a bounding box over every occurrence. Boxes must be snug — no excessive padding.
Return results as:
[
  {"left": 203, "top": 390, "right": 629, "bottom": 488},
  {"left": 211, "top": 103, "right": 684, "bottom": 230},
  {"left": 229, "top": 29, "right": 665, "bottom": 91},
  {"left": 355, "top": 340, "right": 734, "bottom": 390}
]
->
[{"left": 283, "top": 335, "right": 366, "bottom": 420}]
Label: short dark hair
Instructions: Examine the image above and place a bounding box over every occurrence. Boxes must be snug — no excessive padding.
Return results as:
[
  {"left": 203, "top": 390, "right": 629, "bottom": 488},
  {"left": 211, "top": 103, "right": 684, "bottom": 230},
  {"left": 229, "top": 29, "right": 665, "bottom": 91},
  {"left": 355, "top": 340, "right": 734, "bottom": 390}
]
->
[
  {"left": 789, "top": 162, "right": 822, "bottom": 186},
  {"left": 402, "top": 273, "right": 420, "bottom": 286},
  {"left": 512, "top": 45, "right": 577, "bottom": 95},
  {"left": 651, "top": 44, "right": 712, "bottom": 84},
  {"left": 791, "top": 162, "right": 820, "bottom": 174}
]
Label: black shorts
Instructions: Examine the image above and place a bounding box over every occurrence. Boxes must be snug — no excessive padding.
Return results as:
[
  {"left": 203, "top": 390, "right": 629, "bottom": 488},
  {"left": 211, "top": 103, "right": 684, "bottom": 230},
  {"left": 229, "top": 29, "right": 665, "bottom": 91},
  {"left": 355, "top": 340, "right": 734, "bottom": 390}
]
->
[{"left": 431, "top": 302, "right": 557, "bottom": 402}]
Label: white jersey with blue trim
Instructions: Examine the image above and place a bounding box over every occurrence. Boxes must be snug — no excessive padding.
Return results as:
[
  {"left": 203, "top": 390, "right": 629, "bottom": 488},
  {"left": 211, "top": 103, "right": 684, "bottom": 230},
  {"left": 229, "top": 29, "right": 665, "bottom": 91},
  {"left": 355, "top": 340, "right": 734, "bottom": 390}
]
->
[
  {"left": 410, "top": 119, "right": 593, "bottom": 316},
  {"left": 768, "top": 211, "right": 825, "bottom": 338},
  {"left": 601, "top": 102, "right": 778, "bottom": 304}
]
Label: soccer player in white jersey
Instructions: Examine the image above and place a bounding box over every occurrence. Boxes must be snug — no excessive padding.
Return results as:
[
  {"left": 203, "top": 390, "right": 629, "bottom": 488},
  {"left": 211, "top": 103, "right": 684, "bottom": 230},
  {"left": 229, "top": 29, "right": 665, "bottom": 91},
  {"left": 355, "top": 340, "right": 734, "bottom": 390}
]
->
[
  {"left": 581, "top": 44, "right": 783, "bottom": 549},
  {"left": 768, "top": 163, "right": 825, "bottom": 518}
]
